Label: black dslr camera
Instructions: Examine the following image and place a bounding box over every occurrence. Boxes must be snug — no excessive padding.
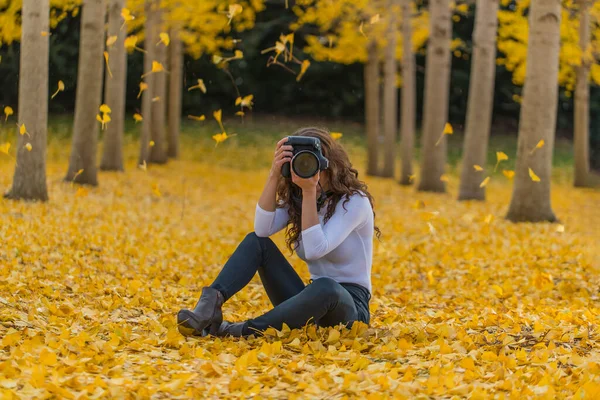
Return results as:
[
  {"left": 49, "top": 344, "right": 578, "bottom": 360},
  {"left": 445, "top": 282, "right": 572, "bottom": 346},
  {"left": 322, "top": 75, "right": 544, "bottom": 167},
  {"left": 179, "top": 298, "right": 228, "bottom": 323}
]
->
[{"left": 281, "top": 136, "right": 329, "bottom": 178}]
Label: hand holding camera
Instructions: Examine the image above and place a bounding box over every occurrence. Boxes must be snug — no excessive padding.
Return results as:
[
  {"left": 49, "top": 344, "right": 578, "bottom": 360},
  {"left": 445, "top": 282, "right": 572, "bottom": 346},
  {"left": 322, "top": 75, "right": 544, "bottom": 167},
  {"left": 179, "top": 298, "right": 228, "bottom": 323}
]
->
[{"left": 269, "top": 137, "right": 294, "bottom": 179}]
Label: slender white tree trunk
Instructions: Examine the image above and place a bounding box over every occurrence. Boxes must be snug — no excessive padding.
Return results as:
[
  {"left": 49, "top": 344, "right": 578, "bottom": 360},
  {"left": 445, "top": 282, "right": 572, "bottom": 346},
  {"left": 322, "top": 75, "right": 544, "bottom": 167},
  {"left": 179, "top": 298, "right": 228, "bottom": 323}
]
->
[
  {"left": 149, "top": 5, "right": 168, "bottom": 164},
  {"left": 574, "top": 0, "right": 590, "bottom": 187},
  {"left": 382, "top": 0, "right": 398, "bottom": 178},
  {"left": 399, "top": 0, "right": 416, "bottom": 185},
  {"left": 417, "top": 0, "right": 452, "bottom": 192},
  {"left": 365, "top": 40, "right": 381, "bottom": 176},
  {"left": 139, "top": 0, "right": 155, "bottom": 166},
  {"left": 100, "top": 0, "right": 127, "bottom": 171},
  {"left": 65, "top": 0, "right": 106, "bottom": 185},
  {"left": 458, "top": 0, "right": 499, "bottom": 200},
  {"left": 506, "top": 0, "right": 561, "bottom": 222},
  {"left": 168, "top": 24, "right": 183, "bottom": 159},
  {"left": 5, "top": 0, "right": 50, "bottom": 201}
]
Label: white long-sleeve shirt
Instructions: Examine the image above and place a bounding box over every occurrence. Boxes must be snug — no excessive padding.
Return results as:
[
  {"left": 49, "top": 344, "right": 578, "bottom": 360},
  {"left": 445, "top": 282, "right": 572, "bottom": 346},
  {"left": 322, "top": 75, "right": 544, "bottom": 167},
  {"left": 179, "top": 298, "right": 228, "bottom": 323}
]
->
[{"left": 254, "top": 192, "right": 374, "bottom": 293}]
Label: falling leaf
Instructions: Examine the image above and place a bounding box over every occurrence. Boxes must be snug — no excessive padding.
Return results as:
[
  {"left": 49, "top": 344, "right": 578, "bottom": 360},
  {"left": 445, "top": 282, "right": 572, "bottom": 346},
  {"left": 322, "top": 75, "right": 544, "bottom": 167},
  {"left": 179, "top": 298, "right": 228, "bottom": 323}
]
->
[
  {"left": 4, "top": 106, "right": 13, "bottom": 121},
  {"left": 149, "top": 141, "right": 155, "bottom": 147},
  {"left": 96, "top": 113, "right": 111, "bottom": 130},
  {"left": 25, "top": 143, "right": 32, "bottom": 151},
  {"left": 213, "top": 109, "right": 224, "bottom": 132},
  {"left": 51, "top": 80, "right": 65, "bottom": 100},
  {"left": 188, "top": 115, "right": 206, "bottom": 122},
  {"left": 71, "top": 169, "right": 84, "bottom": 185},
  {"left": 104, "top": 51, "right": 113, "bottom": 78},
  {"left": 330, "top": 132, "right": 343, "bottom": 140},
  {"left": 188, "top": 79, "right": 207, "bottom": 93},
  {"left": 133, "top": 113, "right": 143, "bottom": 123},
  {"left": 479, "top": 177, "right": 491, "bottom": 188},
  {"left": 529, "top": 168, "right": 541, "bottom": 182},
  {"left": 157, "top": 32, "right": 170, "bottom": 46},
  {"left": 212, "top": 55, "right": 224, "bottom": 64},
  {"left": 440, "top": 174, "right": 449, "bottom": 182},
  {"left": 212, "top": 132, "right": 231, "bottom": 146},
  {"left": 40, "top": 31, "right": 51, "bottom": 37},
  {"left": 234, "top": 50, "right": 243, "bottom": 59},
  {"left": 106, "top": 36, "right": 118, "bottom": 47},
  {"left": 152, "top": 96, "right": 160, "bottom": 102},
  {"left": 19, "top": 124, "right": 27, "bottom": 136},
  {"left": 235, "top": 95, "right": 254, "bottom": 109},
  {"left": 409, "top": 174, "right": 416, "bottom": 182},
  {"left": 473, "top": 165, "right": 484, "bottom": 171},
  {"left": 494, "top": 151, "right": 508, "bottom": 172},
  {"left": 121, "top": 7, "right": 135, "bottom": 22},
  {"left": 297, "top": 60, "right": 311, "bottom": 82},
  {"left": 137, "top": 82, "right": 148, "bottom": 99},
  {"left": 0, "top": 142, "right": 10, "bottom": 154},
  {"left": 227, "top": 4, "right": 243, "bottom": 25},
  {"left": 502, "top": 170, "right": 515, "bottom": 180},
  {"left": 370, "top": 14, "right": 380, "bottom": 24},
  {"left": 530, "top": 139, "right": 545, "bottom": 155},
  {"left": 435, "top": 123, "right": 453, "bottom": 146},
  {"left": 236, "top": 111, "right": 245, "bottom": 117},
  {"left": 99, "top": 104, "right": 111, "bottom": 114},
  {"left": 124, "top": 35, "right": 145, "bottom": 53},
  {"left": 141, "top": 61, "right": 165, "bottom": 77}
]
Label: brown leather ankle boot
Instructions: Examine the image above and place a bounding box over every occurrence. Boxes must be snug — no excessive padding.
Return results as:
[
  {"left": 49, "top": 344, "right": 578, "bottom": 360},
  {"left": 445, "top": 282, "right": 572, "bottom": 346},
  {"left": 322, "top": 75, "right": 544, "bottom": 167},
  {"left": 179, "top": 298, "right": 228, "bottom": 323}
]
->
[{"left": 177, "top": 287, "right": 224, "bottom": 336}]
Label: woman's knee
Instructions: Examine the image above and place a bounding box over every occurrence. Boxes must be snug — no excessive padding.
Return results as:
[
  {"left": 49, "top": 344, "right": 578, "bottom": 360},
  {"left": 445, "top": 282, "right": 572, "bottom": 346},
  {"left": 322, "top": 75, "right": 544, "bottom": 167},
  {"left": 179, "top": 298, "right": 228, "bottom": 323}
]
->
[
  {"left": 245, "top": 231, "right": 273, "bottom": 245},
  {"left": 309, "top": 277, "right": 344, "bottom": 299}
]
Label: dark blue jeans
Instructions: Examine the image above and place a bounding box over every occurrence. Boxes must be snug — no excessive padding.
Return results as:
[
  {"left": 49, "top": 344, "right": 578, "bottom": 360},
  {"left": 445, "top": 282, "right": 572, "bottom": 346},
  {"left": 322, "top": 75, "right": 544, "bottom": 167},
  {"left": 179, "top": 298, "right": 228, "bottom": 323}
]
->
[{"left": 210, "top": 232, "right": 371, "bottom": 335}]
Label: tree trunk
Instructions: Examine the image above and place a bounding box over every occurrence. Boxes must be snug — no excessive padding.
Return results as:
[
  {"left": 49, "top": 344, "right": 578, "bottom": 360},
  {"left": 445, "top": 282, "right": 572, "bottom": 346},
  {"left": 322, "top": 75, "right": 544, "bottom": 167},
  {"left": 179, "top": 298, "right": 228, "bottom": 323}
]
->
[
  {"left": 5, "top": 0, "right": 49, "bottom": 201},
  {"left": 458, "top": 0, "right": 499, "bottom": 200},
  {"left": 399, "top": 0, "right": 416, "bottom": 185},
  {"left": 365, "top": 40, "right": 381, "bottom": 176},
  {"left": 574, "top": 0, "right": 590, "bottom": 187},
  {"left": 506, "top": 0, "right": 561, "bottom": 222},
  {"left": 139, "top": 0, "right": 155, "bottom": 166},
  {"left": 417, "top": 0, "right": 452, "bottom": 192},
  {"left": 149, "top": 5, "right": 168, "bottom": 164},
  {"left": 100, "top": 0, "right": 127, "bottom": 171},
  {"left": 382, "top": 0, "right": 398, "bottom": 178},
  {"left": 167, "top": 24, "right": 183, "bottom": 159},
  {"left": 65, "top": 0, "right": 106, "bottom": 185}
]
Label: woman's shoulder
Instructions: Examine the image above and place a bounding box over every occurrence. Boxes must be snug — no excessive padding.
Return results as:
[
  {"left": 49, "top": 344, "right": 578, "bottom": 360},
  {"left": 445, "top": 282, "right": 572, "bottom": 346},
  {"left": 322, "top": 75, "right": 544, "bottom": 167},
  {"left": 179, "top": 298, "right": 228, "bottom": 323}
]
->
[{"left": 338, "top": 191, "right": 373, "bottom": 211}]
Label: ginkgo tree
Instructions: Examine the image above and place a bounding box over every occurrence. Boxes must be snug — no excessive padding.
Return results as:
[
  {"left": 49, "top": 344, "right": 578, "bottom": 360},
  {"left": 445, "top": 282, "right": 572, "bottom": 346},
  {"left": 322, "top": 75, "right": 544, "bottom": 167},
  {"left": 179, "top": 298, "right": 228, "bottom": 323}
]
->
[{"left": 291, "top": 0, "right": 430, "bottom": 177}]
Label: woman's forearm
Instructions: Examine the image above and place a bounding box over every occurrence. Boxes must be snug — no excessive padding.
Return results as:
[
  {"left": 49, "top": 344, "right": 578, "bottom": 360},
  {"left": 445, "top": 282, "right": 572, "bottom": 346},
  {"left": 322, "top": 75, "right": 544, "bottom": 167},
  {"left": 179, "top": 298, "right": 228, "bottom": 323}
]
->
[
  {"left": 258, "top": 174, "right": 279, "bottom": 212},
  {"left": 301, "top": 189, "right": 319, "bottom": 231}
]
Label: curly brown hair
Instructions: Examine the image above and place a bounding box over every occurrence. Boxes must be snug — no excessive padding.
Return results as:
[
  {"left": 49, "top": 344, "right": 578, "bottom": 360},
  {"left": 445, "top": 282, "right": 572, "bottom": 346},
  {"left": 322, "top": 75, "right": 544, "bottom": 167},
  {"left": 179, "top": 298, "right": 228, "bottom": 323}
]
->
[{"left": 276, "top": 127, "right": 381, "bottom": 252}]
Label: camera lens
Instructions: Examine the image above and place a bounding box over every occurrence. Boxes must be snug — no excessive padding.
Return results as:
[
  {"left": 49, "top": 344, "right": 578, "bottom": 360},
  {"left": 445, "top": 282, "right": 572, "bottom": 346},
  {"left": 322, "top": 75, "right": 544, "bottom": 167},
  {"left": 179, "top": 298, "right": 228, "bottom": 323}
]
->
[{"left": 292, "top": 151, "right": 319, "bottom": 178}]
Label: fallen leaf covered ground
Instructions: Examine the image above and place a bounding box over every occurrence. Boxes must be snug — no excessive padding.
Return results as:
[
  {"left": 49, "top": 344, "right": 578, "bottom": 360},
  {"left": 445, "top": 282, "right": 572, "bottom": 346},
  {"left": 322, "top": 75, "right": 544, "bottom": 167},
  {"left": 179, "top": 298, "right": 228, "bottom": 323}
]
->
[{"left": 1, "top": 137, "right": 599, "bottom": 399}]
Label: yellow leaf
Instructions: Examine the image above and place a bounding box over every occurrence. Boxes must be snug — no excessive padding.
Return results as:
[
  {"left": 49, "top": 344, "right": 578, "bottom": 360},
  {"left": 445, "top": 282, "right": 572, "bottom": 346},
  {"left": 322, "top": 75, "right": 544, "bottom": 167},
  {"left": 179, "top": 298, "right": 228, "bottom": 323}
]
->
[
  {"left": 133, "top": 113, "right": 143, "bottom": 123},
  {"left": 460, "top": 357, "right": 475, "bottom": 370},
  {"left": 40, "top": 31, "right": 51, "bottom": 37},
  {"left": 99, "top": 104, "right": 111, "bottom": 114},
  {"left": 370, "top": 14, "right": 380, "bottom": 24},
  {"left": 142, "top": 61, "right": 165, "bottom": 77},
  {"left": 51, "top": 80, "right": 65, "bottom": 100},
  {"left": 440, "top": 174, "right": 449, "bottom": 182},
  {"left": 491, "top": 284, "right": 503, "bottom": 296},
  {"left": 555, "top": 224, "right": 565, "bottom": 233},
  {"left": 479, "top": 177, "right": 490, "bottom": 188},
  {"left": 212, "top": 55, "right": 223, "bottom": 64},
  {"left": 104, "top": 51, "right": 112, "bottom": 78},
  {"left": 213, "top": 109, "right": 224, "bottom": 131},
  {"left": 40, "top": 348, "right": 57, "bottom": 366},
  {"left": 502, "top": 170, "right": 515, "bottom": 180},
  {"left": 0, "top": 142, "right": 10, "bottom": 155},
  {"left": 4, "top": 106, "right": 13, "bottom": 121},
  {"left": 25, "top": 143, "right": 32, "bottom": 152},
  {"left": 494, "top": 151, "right": 508, "bottom": 171},
  {"left": 149, "top": 140, "right": 155, "bottom": 147},
  {"left": 236, "top": 111, "right": 245, "bottom": 117},
  {"left": 157, "top": 32, "right": 170, "bottom": 46},
  {"left": 212, "top": 132, "right": 236, "bottom": 147},
  {"left": 188, "top": 115, "right": 206, "bottom": 122},
  {"left": 473, "top": 165, "right": 484, "bottom": 171},
  {"left": 137, "top": 82, "right": 148, "bottom": 98},
  {"left": 530, "top": 139, "right": 545, "bottom": 154},
  {"left": 106, "top": 35, "right": 118, "bottom": 47},
  {"left": 325, "top": 328, "right": 341, "bottom": 344},
  {"left": 152, "top": 96, "right": 160, "bottom": 102},
  {"left": 121, "top": 7, "right": 135, "bottom": 21},
  {"left": 19, "top": 124, "right": 27, "bottom": 136},
  {"left": 297, "top": 60, "right": 311, "bottom": 82},
  {"left": 330, "top": 132, "right": 343, "bottom": 140},
  {"left": 236, "top": 94, "right": 254, "bottom": 109},
  {"left": 529, "top": 168, "right": 540, "bottom": 182},
  {"left": 188, "top": 79, "right": 207, "bottom": 93},
  {"left": 227, "top": 4, "right": 243, "bottom": 24},
  {"left": 443, "top": 123, "right": 453, "bottom": 135}
]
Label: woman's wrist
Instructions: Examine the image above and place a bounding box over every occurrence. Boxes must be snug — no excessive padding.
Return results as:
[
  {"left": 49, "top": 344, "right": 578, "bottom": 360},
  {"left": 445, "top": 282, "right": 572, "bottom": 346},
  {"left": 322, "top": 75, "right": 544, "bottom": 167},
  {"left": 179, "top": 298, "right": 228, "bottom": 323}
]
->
[{"left": 302, "top": 187, "right": 317, "bottom": 196}]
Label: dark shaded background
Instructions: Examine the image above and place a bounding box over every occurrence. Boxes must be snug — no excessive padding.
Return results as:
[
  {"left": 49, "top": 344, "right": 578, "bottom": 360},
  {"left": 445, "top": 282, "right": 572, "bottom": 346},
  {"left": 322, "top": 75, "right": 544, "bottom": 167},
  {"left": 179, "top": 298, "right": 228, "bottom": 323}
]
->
[{"left": 0, "top": 1, "right": 598, "bottom": 169}]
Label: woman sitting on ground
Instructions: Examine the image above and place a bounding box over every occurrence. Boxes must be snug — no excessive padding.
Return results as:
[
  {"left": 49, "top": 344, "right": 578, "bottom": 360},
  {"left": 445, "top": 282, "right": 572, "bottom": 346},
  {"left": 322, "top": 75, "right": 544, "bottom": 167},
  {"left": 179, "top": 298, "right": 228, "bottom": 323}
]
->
[{"left": 177, "top": 127, "right": 380, "bottom": 337}]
